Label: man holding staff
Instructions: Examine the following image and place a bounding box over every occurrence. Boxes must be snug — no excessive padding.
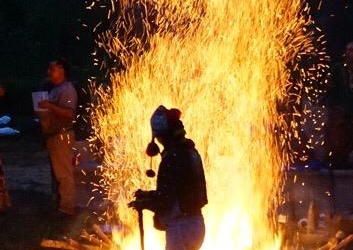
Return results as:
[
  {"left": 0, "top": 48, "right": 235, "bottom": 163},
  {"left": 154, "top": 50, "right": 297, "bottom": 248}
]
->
[{"left": 129, "top": 105, "right": 208, "bottom": 250}]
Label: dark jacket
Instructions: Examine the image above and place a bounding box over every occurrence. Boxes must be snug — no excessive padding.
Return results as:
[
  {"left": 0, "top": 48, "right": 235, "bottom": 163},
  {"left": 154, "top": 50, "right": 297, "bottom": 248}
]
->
[{"left": 146, "top": 138, "right": 207, "bottom": 228}]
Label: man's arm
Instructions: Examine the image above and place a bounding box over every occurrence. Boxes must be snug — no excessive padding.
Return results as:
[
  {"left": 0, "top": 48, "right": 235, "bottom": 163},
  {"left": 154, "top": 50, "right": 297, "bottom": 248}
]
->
[
  {"left": 45, "top": 101, "right": 75, "bottom": 119},
  {"left": 39, "top": 87, "right": 76, "bottom": 120},
  {"left": 129, "top": 151, "right": 184, "bottom": 212}
]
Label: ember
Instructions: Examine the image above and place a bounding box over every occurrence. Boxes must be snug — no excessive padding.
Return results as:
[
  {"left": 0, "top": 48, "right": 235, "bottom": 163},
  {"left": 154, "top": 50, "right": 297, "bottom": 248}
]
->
[{"left": 90, "top": 0, "right": 328, "bottom": 249}]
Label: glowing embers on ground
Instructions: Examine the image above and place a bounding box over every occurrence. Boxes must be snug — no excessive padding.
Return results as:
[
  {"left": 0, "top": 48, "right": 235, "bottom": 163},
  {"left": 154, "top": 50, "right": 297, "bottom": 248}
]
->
[{"left": 90, "top": 0, "right": 328, "bottom": 249}]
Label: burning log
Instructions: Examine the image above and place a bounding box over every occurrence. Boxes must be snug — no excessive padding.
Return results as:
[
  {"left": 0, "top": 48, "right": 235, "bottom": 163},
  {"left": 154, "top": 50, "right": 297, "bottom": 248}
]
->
[
  {"left": 41, "top": 238, "right": 109, "bottom": 250},
  {"left": 41, "top": 224, "right": 114, "bottom": 250},
  {"left": 331, "top": 234, "right": 353, "bottom": 250},
  {"left": 67, "top": 238, "right": 103, "bottom": 250},
  {"left": 80, "top": 229, "right": 111, "bottom": 249},
  {"left": 41, "top": 239, "right": 103, "bottom": 250},
  {"left": 315, "top": 231, "right": 353, "bottom": 250},
  {"left": 92, "top": 224, "right": 113, "bottom": 246},
  {"left": 40, "top": 239, "right": 78, "bottom": 250},
  {"left": 315, "top": 237, "right": 340, "bottom": 250}
]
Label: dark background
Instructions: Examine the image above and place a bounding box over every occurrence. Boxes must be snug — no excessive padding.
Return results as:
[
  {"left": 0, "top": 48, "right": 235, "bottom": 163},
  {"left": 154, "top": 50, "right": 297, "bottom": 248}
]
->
[
  {"left": 0, "top": 0, "right": 106, "bottom": 116},
  {"left": 0, "top": 0, "right": 352, "bottom": 116},
  {"left": 0, "top": 2, "right": 352, "bottom": 249}
]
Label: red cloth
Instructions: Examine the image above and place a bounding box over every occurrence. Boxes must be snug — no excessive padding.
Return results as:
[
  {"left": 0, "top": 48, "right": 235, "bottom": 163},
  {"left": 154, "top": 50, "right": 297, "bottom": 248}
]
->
[{"left": 0, "top": 162, "right": 11, "bottom": 211}]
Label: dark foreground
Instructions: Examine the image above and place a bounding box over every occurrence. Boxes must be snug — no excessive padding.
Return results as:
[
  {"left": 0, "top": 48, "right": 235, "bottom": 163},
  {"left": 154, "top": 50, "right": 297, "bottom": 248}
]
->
[
  {"left": 0, "top": 191, "right": 91, "bottom": 250},
  {"left": 0, "top": 122, "right": 94, "bottom": 250},
  {"left": 1, "top": 119, "right": 353, "bottom": 250}
]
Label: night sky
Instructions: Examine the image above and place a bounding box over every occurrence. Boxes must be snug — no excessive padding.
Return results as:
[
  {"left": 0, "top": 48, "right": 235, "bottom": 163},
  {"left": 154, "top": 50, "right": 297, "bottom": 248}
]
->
[{"left": 310, "top": 0, "right": 353, "bottom": 59}]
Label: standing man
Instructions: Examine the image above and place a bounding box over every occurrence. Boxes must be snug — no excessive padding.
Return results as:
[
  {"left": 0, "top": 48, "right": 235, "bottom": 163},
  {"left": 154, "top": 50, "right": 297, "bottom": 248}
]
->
[
  {"left": 326, "top": 42, "right": 353, "bottom": 168},
  {"left": 38, "top": 59, "right": 78, "bottom": 215},
  {"left": 129, "top": 105, "right": 208, "bottom": 250}
]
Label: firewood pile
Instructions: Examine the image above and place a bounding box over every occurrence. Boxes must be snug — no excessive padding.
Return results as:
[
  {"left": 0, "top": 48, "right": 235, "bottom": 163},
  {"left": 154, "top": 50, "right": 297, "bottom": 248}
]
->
[
  {"left": 40, "top": 201, "right": 353, "bottom": 250},
  {"left": 40, "top": 224, "right": 114, "bottom": 250},
  {"left": 315, "top": 231, "right": 353, "bottom": 250},
  {"left": 280, "top": 201, "right": 353, "bottom": 250},
  {"left": 292, "top": 202, "right": 353, "bottom": 250}
]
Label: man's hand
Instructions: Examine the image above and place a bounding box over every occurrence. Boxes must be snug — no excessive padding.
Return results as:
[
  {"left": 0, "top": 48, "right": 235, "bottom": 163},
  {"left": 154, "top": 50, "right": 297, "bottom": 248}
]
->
[
  {"left": 39, "top": 100, "right": 75, "bottom": 120},
  {"left": 128, "top": 189, "right": 155, "bottom": 211},
  {"left": 39, "top": 100, "right": 53, "bottom": 110},
  {"left": 128, "top": 200, "right": 145, "bottom": 211},
  {"left": 134, "top": 189, "right": 152, "bottom": 200}
]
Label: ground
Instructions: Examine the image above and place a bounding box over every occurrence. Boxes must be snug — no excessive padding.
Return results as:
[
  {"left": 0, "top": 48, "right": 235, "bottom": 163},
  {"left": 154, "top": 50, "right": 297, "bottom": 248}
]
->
[
  {"left": 0, "top": 191, "right": 90, "bottom": 250},
  {"left": 0, "top": 120, "right": 93, "bottom": 250},
  {"left": 0, "top": 117, "right": 352, "bottom": 250}
]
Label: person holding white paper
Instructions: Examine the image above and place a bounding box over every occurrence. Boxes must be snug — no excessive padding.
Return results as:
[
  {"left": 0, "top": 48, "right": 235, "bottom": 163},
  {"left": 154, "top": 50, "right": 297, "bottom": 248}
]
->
[
  {"left": 32, "top": 91, "right": 49, "bottom": 112},
  {"left": 37, "top": 59, "right": 78, "bottom": 216}
]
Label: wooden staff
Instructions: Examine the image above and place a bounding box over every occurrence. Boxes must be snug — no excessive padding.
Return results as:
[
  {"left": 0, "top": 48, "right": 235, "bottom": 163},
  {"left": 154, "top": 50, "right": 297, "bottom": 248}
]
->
[{"left": 138, "top": 209, "right": 145, "bottom": 250}]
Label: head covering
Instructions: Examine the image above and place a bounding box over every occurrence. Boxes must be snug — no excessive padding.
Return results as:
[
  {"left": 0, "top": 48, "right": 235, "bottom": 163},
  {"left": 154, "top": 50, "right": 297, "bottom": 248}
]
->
[
  {"left": 146, "top": 105, "right": 186, "bottom": 157},
  {"left": 150, "top": 106, "right": 170, "bottom": 137},
  {"left": 150, "top": 105, "right": 185, "bottom": 138}
]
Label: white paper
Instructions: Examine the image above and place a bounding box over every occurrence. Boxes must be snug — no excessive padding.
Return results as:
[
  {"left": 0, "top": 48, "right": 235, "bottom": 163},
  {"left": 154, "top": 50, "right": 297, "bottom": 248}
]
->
[{"left": 32, "top": 91, "right": 49, "bottom": 112}]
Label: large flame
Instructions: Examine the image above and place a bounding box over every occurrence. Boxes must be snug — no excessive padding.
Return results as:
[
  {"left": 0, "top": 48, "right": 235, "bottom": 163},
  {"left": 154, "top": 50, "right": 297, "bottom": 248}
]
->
[{"left": 90, "top": 0, "right": 327, "bottom": 249}]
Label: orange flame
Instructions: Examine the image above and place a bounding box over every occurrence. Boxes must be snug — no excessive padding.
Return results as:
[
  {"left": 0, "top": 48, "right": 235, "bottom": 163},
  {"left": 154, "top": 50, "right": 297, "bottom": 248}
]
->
[{"left": 90, "top": 0, "right": 328, "bottom": 249}]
